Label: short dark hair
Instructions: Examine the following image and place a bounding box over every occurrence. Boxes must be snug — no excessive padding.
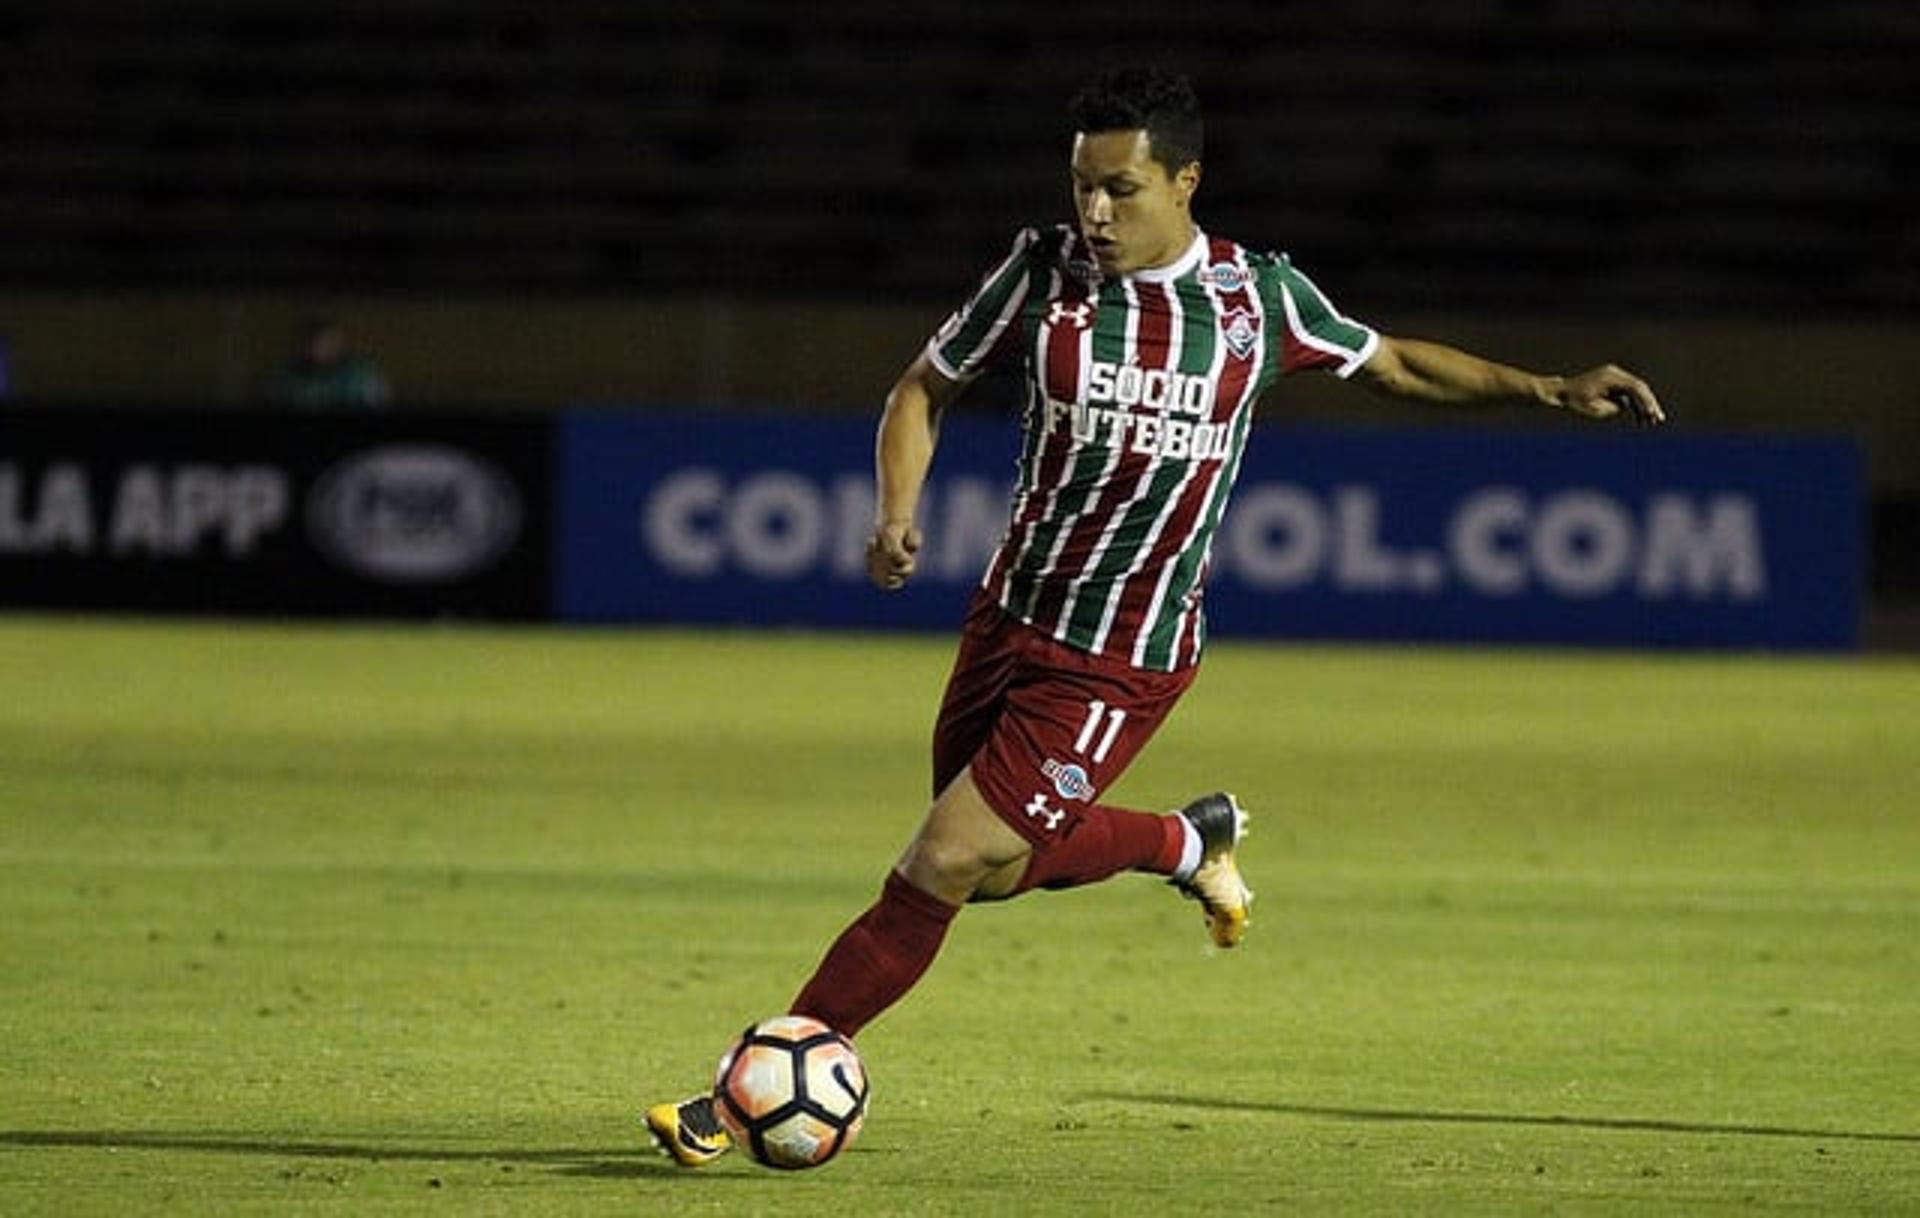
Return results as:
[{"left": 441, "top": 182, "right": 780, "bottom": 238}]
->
[{"left": 1067, "top": 66, "right": 1204, "bottom": 173}]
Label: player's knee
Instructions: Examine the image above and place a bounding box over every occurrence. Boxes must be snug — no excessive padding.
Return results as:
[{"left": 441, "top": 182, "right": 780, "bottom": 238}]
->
[
  {"left": 898, "top": 768, "right": 1033, "bottom": 903},
  {"left": 897, "top": 833, "right": 997, "bottom": 903}
]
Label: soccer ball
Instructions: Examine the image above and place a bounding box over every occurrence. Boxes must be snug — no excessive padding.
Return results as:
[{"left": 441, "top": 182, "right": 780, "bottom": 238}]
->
[{"left": 712, "top": 1015, "right": 869, "bottom": 1170}]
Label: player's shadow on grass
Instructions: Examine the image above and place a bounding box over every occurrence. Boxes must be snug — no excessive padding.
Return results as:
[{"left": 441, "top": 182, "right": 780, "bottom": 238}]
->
[
  {"left": 1078, "top": 1094, "right": 1920, "bottom": 1144},
  {"left": 0, "top": 1129, "right": 707, "bottom": 1181}
]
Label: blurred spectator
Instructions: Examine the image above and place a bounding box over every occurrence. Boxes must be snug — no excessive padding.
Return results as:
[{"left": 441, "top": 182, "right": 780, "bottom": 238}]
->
[{"left": 269, "top": 316, "right": 390, "bottom": 410}]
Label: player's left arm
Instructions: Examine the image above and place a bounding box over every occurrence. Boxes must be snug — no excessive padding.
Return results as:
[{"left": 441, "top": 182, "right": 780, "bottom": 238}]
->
[{"left": 1359, "top": 334, "right": 1666, "bottom": 425}]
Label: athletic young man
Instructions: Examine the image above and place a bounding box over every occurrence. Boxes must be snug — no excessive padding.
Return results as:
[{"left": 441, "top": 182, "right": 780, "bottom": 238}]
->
[{"left": 647, "top": 65, "right": 1664, "bottom": 1165}]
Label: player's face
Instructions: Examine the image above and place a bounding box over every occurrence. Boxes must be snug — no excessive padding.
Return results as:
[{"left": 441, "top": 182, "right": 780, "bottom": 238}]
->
[{"left": 1070, "top": 129, "right": 1200, "bottom": 276}]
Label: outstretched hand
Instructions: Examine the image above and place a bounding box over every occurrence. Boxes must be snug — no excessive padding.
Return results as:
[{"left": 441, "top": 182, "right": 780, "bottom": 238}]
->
[
  {"left": 1560, "top": 365, "right": 1666, "bottom": 426},
  {"left": 866, "top": 520, "right": 922, "bottom": 590}
]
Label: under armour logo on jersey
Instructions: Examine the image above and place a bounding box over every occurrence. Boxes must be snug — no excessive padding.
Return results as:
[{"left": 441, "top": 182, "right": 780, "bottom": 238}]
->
[
  {"left": 1221, "top": 306, "right": 1260, "bottom": 359},
  {"left": 1024, "top": 792, "right": 1067, "bottom": 832},
  {"left": 1046, "top": 301, "right": 1094, "bottom": 330}
]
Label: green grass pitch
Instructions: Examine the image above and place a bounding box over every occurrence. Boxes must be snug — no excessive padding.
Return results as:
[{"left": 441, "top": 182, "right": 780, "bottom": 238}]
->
[{"left": 2, "top": 615, "right": 1917, "bottom": 1214}]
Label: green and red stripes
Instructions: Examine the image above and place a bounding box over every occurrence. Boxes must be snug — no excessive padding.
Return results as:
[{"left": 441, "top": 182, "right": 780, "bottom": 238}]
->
[
  {"left": 926, "top": 225, "right": 1376, "bottom": 672},
  {"left": 929, "top": 227, "right": 1047, "bottom": 380}
]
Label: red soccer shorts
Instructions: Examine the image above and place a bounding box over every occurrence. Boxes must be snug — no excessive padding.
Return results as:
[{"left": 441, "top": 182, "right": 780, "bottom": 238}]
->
[{"left": 931, "top": 589, "right": 1198, "bottom": 847}]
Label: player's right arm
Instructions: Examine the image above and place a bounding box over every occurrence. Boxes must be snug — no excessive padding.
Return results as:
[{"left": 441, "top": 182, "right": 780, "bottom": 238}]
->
[
  {"left": 868, "top": 351, "right": 968, "bottom": 590},
  {"left": 871, "top": 226, "right": 1042, "bottom": 590}
]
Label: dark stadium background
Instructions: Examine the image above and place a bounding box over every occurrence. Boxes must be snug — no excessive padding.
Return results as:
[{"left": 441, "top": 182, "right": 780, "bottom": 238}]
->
[{"left": 2, "top": 1, "right": 1914, "bottom": 633}]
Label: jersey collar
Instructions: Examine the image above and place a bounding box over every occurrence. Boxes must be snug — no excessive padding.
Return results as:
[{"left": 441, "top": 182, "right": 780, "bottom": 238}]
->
[{"left": 1123, "top": 229, "right": 1207, "bottom": 284}]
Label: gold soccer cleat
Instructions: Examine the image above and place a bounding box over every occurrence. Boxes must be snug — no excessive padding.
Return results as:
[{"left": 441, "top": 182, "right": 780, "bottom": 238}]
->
[
  {"left": 1171, "top": 792, "right": 1253, "bottom": 948},
  {"left": 644, "top": 1094, "right": 732, "bottom": 1167}
]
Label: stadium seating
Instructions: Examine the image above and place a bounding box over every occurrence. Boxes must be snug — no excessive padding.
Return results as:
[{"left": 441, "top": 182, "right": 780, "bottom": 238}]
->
[{"left": 1, "top": 0, "right": 1914, "bottom": 315}]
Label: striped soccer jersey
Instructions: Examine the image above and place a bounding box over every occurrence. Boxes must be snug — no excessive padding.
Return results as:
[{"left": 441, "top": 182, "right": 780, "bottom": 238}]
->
[{"left": 926, "top": 225, "right": 1378, "bottom": 672}]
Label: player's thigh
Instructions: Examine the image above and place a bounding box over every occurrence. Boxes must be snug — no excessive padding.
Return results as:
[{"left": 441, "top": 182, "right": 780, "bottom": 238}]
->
[
  {"left": 928, "top": 592, "right": 1024, "bottom": 798},
  {"left": 969, "top": 650, "right": 1196, "bottom": 847}
]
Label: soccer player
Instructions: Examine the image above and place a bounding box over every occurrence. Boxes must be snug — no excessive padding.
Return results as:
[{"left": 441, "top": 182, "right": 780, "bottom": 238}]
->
[{"left": 647, "top": 65, "right": 1663, "bottom": 1166}]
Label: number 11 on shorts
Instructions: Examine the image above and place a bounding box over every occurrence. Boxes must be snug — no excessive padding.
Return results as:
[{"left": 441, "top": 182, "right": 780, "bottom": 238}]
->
[{"left": 1074, "top": 699, "right": 1127, "bottom": 764}]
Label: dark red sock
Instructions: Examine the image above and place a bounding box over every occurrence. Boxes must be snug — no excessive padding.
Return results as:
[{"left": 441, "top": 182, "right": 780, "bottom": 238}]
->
[
  {"left": 1011, "top": 805, "right": 1186, "bottom": 894},
  {"left": 789, "top": 871, "right": 960, "bottom": 1038}
]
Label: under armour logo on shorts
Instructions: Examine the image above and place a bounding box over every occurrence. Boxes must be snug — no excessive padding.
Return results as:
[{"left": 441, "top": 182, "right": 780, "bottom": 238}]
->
[{"left": 1024, "top": 792, "right": 1067, "bottom": 832}]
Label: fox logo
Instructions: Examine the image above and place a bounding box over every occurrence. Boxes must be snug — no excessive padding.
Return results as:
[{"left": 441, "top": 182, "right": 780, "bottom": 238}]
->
[{"left": 1046, "top": 301, "right": 1094, "bottom": 330}]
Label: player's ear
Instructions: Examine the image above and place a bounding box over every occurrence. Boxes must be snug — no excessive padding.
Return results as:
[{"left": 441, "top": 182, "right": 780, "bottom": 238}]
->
[{"left": 1175, "top": 160, "right": 1201, "bottom": 207}]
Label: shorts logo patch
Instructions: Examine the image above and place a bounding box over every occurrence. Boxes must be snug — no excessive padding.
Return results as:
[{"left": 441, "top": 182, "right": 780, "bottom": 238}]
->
[
  {"left": 1042, "top": 758, "right": 1096, "bottom": 802},
  {"left": 1024, "top": 792, "right": 1067, "bottom": 833}
]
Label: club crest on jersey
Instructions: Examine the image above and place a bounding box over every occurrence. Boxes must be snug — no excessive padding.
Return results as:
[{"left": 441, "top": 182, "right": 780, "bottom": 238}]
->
[
  {"left": 1198, "top": 261, "right": 1250, "bottom": 291},
  {"left": 1221, "top": 307, "right": 1260, "bottom": 359},
  {"left": 1046, "top": 300, "right": 1094, "bottom": 330}
]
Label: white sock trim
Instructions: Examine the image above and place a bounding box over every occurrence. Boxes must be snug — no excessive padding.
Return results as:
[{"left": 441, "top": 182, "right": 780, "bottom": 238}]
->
[{"left": 1169, "top": 817, "right": 1203, "bottom": 883}]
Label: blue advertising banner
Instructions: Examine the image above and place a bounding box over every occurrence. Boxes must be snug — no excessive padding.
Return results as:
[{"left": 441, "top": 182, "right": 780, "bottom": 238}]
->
[{"left": 557, "top": 410, "right": 1862, "bottom": 650}]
